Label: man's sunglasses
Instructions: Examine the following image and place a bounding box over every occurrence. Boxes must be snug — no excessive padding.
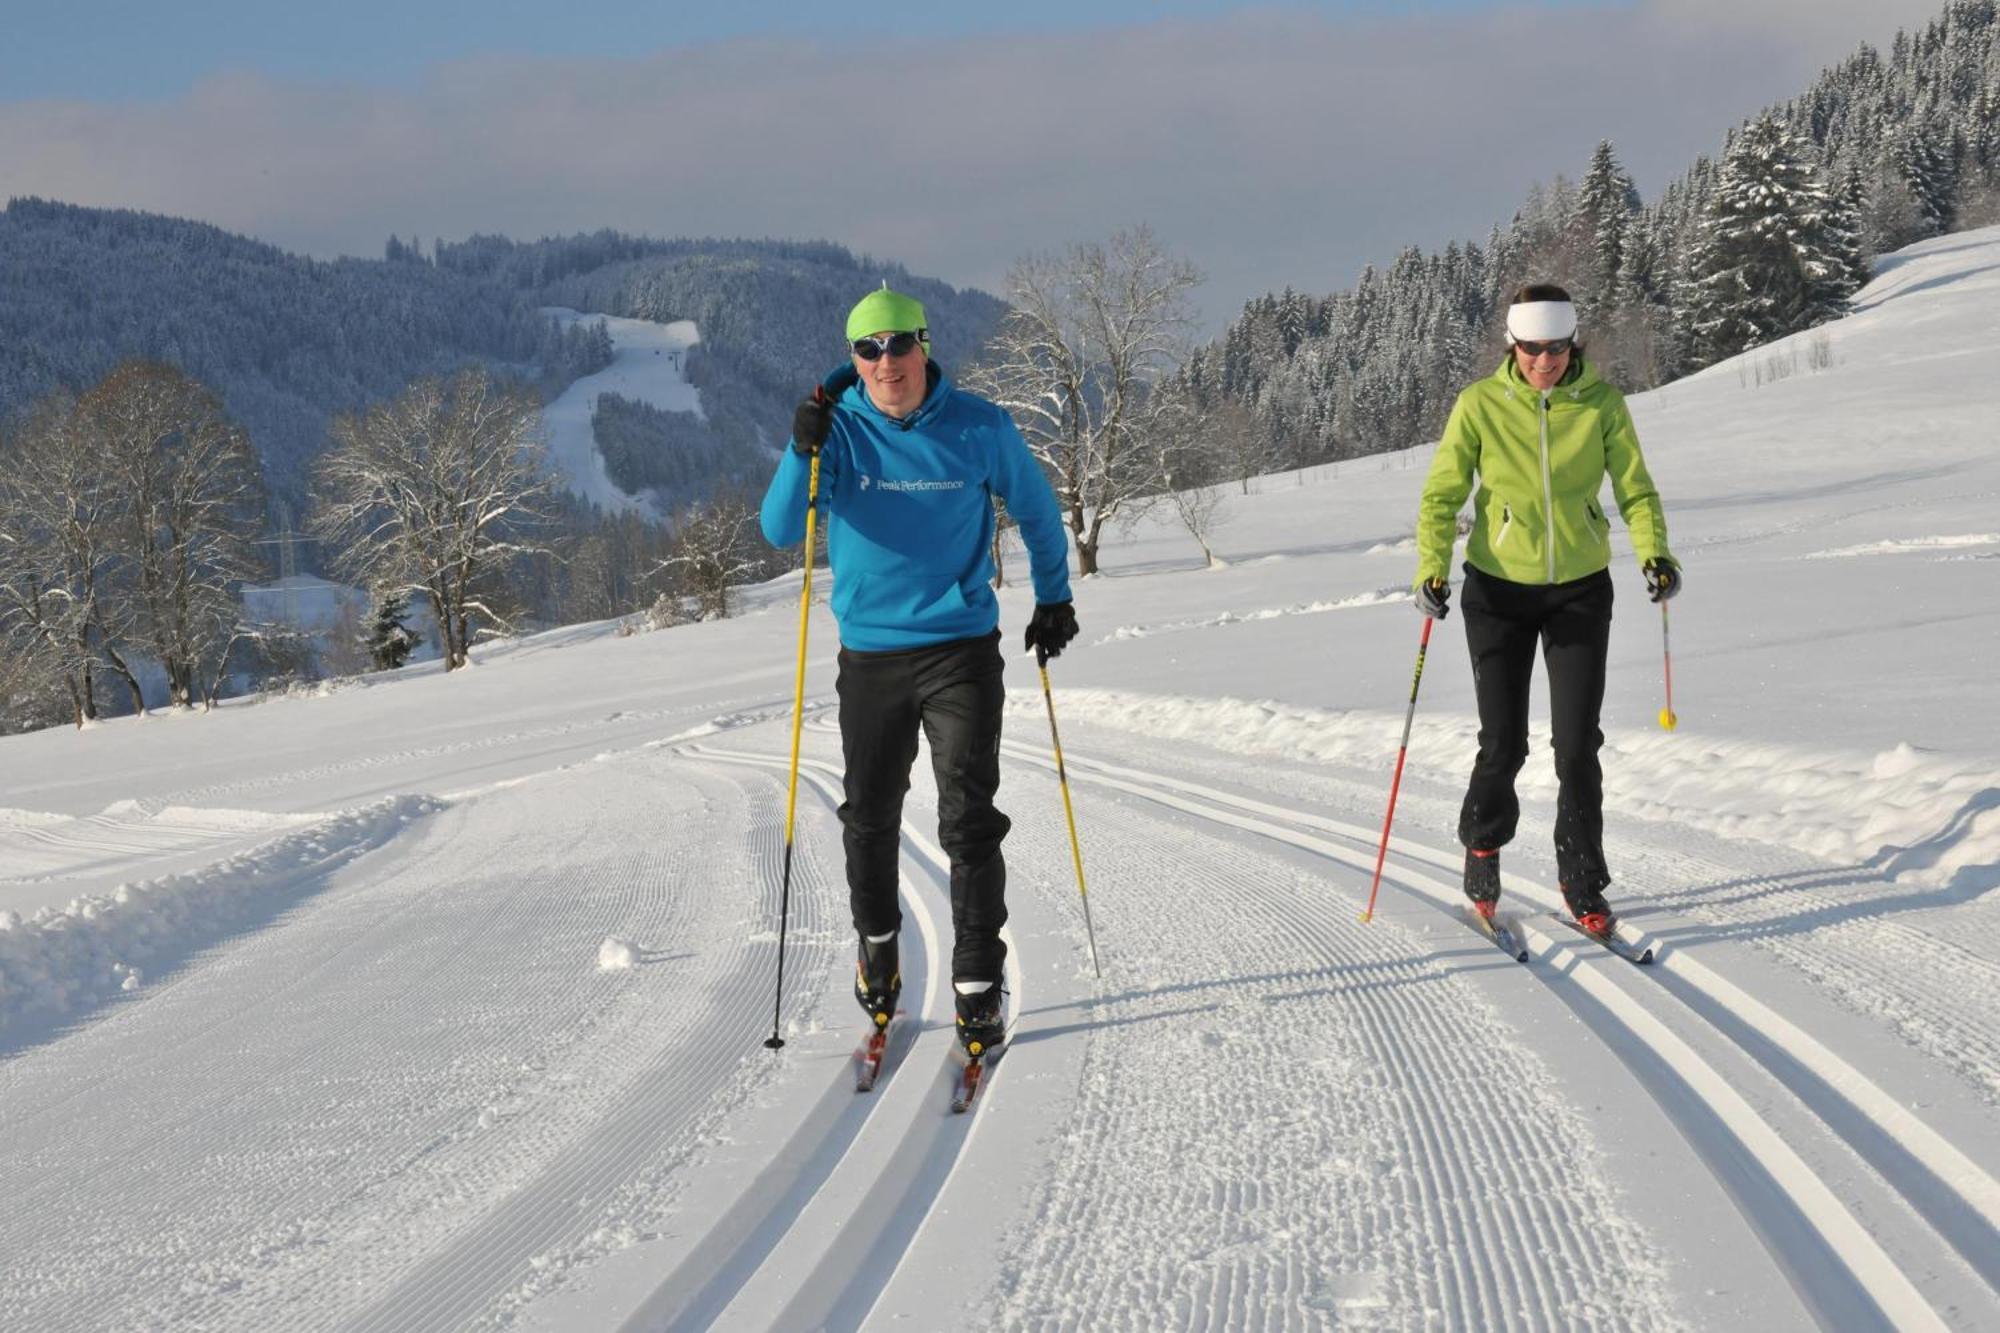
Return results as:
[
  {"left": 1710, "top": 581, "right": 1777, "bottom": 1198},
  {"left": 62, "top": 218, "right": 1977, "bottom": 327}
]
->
[
  {"left": 1515, "top": 337, "right": 1573, "bottom": 357},
  {"left": 852, "top": 331, "right": 924, "bottom": 361}
]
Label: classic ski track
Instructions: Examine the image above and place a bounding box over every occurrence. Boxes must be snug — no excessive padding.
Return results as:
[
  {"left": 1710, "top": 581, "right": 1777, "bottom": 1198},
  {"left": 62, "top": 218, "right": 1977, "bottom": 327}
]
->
[
  {"left": 1613, "top": 827, "right": 2000, "bottom": 1109},
  {"left": 1003, "top": 736, "right": 1985, "bottom": 1332},
  {"left": 0, "top": 761, "right": 808, "bottom": 1332},
  {"left": 661, "top": 740, "right": 1026, "bottom": 1333},
  {"left": 980, "top": 770, "right": 1675, "bottom": 1330}
]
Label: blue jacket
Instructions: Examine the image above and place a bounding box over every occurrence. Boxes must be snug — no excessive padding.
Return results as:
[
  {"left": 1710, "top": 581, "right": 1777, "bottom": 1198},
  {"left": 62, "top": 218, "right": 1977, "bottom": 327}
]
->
[{"left": 759, "top": 364, "right": 1073, "bottom": 652}]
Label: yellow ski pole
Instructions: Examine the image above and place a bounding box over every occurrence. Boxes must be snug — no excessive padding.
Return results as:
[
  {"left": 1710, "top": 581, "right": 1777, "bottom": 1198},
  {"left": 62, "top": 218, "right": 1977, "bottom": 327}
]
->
[
  {"left": 765, "top": 437, "right": 822, "bottom": 1051},
  {"left": 1037, "top": 645, "right": 1101, "bottom": 978}
]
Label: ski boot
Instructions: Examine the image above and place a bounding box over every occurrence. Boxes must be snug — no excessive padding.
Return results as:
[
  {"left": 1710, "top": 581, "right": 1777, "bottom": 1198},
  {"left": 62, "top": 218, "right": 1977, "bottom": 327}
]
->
[
  {"left": 1562, "top": 882, "right": 1617, "bottom": 937},
  {"left": 1464, "top": 848, "right": 1501, "bottom": 922},
  {"left": 854, "top": 932, "right": 900, "bottom": 1030},
  {"left": 953, "top": 981, "right": 1005, "bottom": 1059}
]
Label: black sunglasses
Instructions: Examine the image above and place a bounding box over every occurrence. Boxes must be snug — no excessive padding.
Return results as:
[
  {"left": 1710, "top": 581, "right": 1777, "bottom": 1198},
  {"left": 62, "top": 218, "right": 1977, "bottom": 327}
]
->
[
  {"left": 1515, "top": 337, "right": 1573, "bottom": 357},
  {"left": 851, "top": 331, "right": 924, "bottom": 361}
]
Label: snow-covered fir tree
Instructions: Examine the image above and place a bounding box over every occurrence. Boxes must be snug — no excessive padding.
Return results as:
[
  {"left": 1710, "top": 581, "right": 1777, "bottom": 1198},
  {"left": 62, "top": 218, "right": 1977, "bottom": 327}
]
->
[
  {"left": 366, "top": 591, "right": 420, "bottom": 671},
  {"left": 1684, "top": 115, "right": 1862, "bottom": 365},
  {"left": 1576, "top": 140, "right": 1642, "bottom": 316}
]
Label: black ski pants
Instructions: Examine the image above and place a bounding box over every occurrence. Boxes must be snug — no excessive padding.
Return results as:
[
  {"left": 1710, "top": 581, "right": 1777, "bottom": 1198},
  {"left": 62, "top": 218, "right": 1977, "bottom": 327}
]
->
[
  {"left": 1457, "top": 564, "right": 1615, "bottom": 894},
  {"left": 836, "top": 630, "right": 1010, "bottom": 984}
]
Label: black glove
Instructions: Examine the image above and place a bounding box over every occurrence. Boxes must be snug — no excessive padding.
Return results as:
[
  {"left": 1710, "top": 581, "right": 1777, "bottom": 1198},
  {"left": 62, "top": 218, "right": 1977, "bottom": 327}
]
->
[
  {"left": 790, "top": 386, "right": 832, "bottom": 456},
  {"left": 1024, "top": 601, "right": 1079, "bottom": 659},
  {"left": 1643, "top": 558, "right": 1682, "bottom": 603},
  {"left": 1415, "top": 579, "right": 1450, "bottom": 620}
]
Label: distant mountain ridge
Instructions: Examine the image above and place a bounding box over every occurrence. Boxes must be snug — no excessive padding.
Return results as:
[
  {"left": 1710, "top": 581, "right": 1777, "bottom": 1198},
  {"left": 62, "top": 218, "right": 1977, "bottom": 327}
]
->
[{"left": 0, "top": 201, "right": 1006, "bottom": 527}]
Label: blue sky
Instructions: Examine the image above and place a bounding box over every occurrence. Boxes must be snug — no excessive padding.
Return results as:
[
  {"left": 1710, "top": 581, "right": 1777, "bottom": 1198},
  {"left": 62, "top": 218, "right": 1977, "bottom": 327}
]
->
[
  {"left": 0, "top": 1, "right": 1952, "bottom": 330},
  {"left": 6, "top": 1, "right": 1619, "bottom": 101}
]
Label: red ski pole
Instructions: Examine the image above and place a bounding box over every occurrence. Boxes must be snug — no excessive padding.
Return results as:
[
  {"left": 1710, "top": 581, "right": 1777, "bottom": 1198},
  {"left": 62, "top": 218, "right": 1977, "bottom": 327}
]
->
[{"left": 1361, "top": 616, "right": 1433, "bottom": 923}]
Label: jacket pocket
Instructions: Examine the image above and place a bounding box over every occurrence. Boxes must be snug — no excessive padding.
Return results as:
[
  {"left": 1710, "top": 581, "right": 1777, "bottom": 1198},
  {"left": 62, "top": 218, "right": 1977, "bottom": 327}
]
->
[{"left": 1585, "top": 498, "right": 1612, "bottom": 551}]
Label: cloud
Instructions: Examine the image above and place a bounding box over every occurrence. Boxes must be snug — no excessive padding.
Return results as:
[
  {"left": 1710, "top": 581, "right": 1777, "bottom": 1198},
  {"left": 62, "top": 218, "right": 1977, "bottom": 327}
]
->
[{"left": 0, "top": 3, "right": 1956, "bottom": 330}]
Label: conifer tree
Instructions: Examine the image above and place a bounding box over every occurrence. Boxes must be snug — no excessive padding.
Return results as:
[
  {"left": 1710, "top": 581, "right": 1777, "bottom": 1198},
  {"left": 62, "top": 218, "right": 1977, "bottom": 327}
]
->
[
  {"left": 366, "top": 591, "right": 420, "bottom": 670},
  {"left": 1577, "top": 140, "right": 1641, "bottom": 313},
  {"left": 1685, "top": 116, "right": 1862, "bottom": 366}
]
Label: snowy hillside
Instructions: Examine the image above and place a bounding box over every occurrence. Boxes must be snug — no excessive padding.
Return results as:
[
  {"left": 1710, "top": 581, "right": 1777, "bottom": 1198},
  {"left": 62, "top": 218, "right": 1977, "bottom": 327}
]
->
[
  {"left": 540, "top": 308, "right": 703, "bottom": 516},
  {"left": 3, "top": 228, "right": 1999, "bottom": 1331}
]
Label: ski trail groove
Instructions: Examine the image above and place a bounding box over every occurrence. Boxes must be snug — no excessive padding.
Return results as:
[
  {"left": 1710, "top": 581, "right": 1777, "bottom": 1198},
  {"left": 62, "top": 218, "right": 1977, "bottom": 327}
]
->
[
  {"left": 641, "top": 742, "right": 1024, "bottom": 1332},
  {"left": 1008, "top": 737, "right": 1971, "bottom": 1331},
  {"left": 978, "top": 775, "right": 1665, "bottom": 1329}
]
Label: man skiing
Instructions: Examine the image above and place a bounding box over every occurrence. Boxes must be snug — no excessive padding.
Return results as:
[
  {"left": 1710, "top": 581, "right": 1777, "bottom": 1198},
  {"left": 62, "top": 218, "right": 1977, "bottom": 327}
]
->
[{"left": 759, "top": 286, "right": 1076, "bottom": 1061}]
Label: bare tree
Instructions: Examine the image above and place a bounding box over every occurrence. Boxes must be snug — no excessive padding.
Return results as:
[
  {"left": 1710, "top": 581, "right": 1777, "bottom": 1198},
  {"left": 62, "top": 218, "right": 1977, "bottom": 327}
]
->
[
  {"left": 0, "top": 391, "right": 137, "bottom": 724},
  {"left": 83, "top": 362, "right": 268, "bottom": 710},
  {"left": 1206, "top": 398, "right": 1274, "bottom": 496},
  {"left": 1152, "top": 392, "right": 1231, "bottom": 569},
  {"left": 989, "top": 497, "right": 1016, "bottom": 589},
  {"left": 657, "top": 491, "right": 766, "bottom": 621},
  {"left": 966, "top": 226, "right": 1202, "bottom": 575},
  {"left": 312, "top": 369, "right": 555, "bottom": 671}
]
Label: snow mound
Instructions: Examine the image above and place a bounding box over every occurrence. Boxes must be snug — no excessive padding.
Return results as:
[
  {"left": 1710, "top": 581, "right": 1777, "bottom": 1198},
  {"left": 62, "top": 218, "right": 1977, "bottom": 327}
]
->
[
  {"left": 1016, "top": 689, "right": 2000, "bottom": 897},
  {"left": 1805, "top": 533, "right": 2000, "bottom": 559},
  {"left": 1097, "top": 588, "right": 1408, "bottom": 643},
  {"left": 597, "top": 936, "right": 640, "bottom": 971},
  {"left": 0, "top": 795, "right": 441, "bottom": 1039}
]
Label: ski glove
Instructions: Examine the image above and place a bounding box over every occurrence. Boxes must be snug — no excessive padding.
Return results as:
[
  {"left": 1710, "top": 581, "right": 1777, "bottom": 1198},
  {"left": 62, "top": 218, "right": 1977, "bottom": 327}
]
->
[
  {"left": 790, "top": 387, "right": 832, "bottom": 456},
  {"left": 1642, "top": 558, "right": 1682, "bottom": 604},
  {"left": 1024, "top": 601, "right": 1080, "bottom": 659},
  {"left": 1415, "top": 579, "right": 1450, "bottom": 620}
]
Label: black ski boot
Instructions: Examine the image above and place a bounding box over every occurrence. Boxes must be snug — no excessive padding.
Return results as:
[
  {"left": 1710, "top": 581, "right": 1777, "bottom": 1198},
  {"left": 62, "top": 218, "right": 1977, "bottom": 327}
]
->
[
  {"left": 1561, "top": 882, "right": 1616, "bottom": 936},
  {"left": 953, "top": 982, "right": 1005, "bottom": 1059},
  {"left": 1464, "top": 848, "right": 1501, "bottom": 921},
  {"left": 854, "top": 932, "right": 900, "bottom": 1029}
]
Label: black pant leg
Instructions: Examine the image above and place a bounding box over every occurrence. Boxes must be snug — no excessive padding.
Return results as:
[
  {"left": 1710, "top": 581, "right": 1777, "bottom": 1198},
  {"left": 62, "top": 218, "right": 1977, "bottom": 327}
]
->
[
  {"left": 1458, "top": 566, "right": 1541, "bottom": 853},
  {"left": 915, "top": 633, "right": 1011, "bottom": 984},
  {"left": 836, "top": 647, "right": 920, "bottom": 939},
  {"left": 1542, "top": 571, "right": 1614, "bottom": 893}
]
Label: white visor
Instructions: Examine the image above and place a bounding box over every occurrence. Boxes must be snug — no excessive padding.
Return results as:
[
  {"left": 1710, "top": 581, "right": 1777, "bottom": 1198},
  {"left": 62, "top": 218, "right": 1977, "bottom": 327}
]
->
[{"left": 1505, "top": 300, "right": 1577, "bottom": 344}]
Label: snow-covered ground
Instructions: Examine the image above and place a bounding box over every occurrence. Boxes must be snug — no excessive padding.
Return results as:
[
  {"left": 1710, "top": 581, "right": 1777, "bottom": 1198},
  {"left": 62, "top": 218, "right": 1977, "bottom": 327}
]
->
[
  {"left": 3, "top": 229, "right": 1999, "bottom": 1331},
  {"left": 539, "top": 308, "right": 703, "bottom": 516}
]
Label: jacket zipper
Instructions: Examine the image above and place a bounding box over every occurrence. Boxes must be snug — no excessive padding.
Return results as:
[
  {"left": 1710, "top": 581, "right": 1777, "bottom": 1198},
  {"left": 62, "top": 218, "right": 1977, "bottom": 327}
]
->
[
  {"left": 1497, "top": 504, "right": 1513, "bottom": 547},
  {"left": 1538, "top": 392, "right": 1556, "bottom": 582}
]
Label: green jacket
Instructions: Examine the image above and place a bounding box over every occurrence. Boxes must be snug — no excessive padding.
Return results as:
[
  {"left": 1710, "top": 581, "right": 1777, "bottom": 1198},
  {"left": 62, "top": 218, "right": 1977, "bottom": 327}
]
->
[{"left": 1415, "top": 354, "right": 1672, "bottom": 588}]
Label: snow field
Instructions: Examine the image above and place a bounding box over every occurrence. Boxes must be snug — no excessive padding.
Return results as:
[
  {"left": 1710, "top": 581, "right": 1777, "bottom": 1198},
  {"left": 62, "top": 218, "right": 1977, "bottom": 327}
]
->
[{"left": 1, "top": 228, "right": 1998, "bottom": 1330}]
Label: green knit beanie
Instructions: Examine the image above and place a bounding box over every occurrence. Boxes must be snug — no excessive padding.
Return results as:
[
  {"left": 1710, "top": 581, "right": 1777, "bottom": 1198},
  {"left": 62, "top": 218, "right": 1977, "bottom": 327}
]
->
[{"left": 844, "top": 286, "right": 930, "bottom": 353}]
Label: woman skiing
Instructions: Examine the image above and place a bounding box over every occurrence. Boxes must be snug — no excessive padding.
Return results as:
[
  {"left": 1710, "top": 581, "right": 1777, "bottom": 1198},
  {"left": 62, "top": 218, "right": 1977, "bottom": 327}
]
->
[{"left": 1412, "top": 284, "right": 1680, "bottom": 936}]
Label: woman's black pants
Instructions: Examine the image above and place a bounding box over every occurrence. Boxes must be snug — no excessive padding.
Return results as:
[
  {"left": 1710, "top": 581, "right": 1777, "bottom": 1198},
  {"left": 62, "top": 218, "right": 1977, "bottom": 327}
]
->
[
  {"left": 836, "top": 630, "right": 1010, "bottom": 984},
  {"left": 1457, "top": 565, "right": 1614, "bottom": 894}
]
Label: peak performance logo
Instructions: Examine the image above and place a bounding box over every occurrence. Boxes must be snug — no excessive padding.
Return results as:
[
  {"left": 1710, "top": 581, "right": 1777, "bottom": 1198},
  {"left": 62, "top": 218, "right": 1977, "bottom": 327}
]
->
[{"left": 857, "top": 473, "right": 964, "bottom": 494}]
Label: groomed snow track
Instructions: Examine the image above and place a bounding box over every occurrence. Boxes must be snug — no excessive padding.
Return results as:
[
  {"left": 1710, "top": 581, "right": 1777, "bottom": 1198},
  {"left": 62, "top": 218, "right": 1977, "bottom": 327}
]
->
[
  {"left": 615, "top": 743, "right": 1027, "bottom": 1332},
  {"left": 997, "top": 733, "right": 2000, "bottom": 1332}
]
